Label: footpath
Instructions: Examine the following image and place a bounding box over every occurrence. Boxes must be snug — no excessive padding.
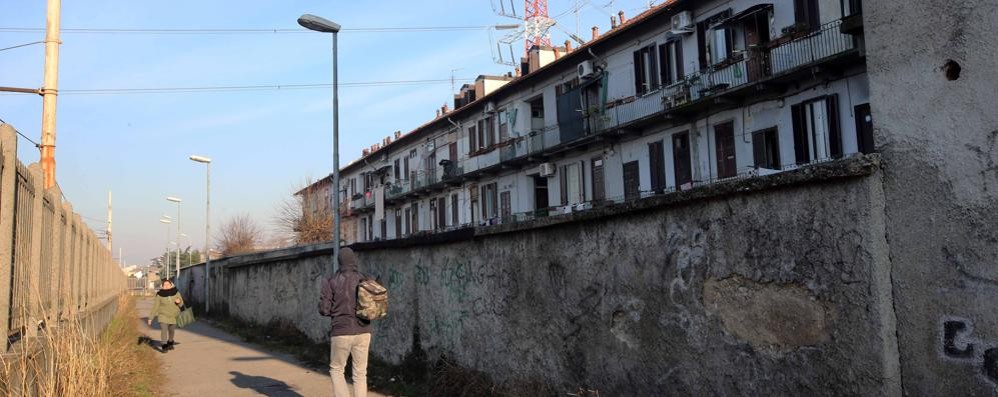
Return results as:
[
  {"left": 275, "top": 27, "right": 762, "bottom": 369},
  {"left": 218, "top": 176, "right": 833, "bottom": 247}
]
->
[{"left": 137, "top": 299, "right": 386, "bottom": 396}]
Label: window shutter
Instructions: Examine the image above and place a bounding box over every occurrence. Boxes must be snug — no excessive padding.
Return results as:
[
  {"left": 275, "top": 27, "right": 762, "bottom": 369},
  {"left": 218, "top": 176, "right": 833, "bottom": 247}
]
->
[
  {"left": 752, "top": 131, "right": 767, "bottom": 168},
  {"left": 633, "top": 51, "right": 644, "bottom": 95},
  {"left": 696, "top": 22, "right": 708, "bottom": 70},
  {"left": 469, "top": 126, "right": 476, "bottom": 154},
  {"left": 560, "top": 166, "right": 568, "bottom": 205},
  {"left": 659, "top": 43, "right": 670, "bottom": 86},
  {"left": 675, "top": 41, "right": 684, "bottom": 80},
  {"left": 791, "top": 103, "right": 809, "bottom": 164},
  {"left": 648, "top": 46, "right": 660, "bottom": 90},
  {"left": 826, "top": 95, "right": 843, "bottom": 158},
  {"left": 794, "top": 0, "right": 806, "bottom": 26}
]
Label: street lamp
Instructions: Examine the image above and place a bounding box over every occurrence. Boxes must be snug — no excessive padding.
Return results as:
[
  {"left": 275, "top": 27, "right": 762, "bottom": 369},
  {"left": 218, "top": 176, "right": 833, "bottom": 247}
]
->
[
  {"left": 189, "top": 154, "right": 211, "bottom": 313},
  {"left": 298, "top": 13, "right": 342, "bottom": 274},
  {"left": 159, "top": 217, "right": 172, "bottom": 279},
  {"left": 166, "top": 196, "right": 182, "bottom": 280}
]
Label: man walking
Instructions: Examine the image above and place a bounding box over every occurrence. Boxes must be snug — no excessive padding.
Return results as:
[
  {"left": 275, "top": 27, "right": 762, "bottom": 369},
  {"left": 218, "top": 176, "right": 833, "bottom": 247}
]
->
[{"left": 319, "top": 247, "right": 371, "bottom": 397}]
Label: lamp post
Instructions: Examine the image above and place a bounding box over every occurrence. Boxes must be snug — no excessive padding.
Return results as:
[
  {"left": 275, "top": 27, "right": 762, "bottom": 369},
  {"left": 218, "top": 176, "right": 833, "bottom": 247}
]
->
[
  {"left": 298, "top": 13, "right": 342, "bottom": 274},
  {"left": 189, "top": 154, "right": 212, "bottom": 312},
  {"left": 166, "top": 196, "right": 182, "bottom": 280},
  {"left": 159, "top": 217, "right": 172, "bottom": 279}
]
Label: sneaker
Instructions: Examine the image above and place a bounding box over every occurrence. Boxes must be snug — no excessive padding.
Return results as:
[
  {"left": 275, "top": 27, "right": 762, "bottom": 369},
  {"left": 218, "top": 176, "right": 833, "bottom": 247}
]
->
[{"left": 166, "top": 341, "right": 175, "bottom": 350}]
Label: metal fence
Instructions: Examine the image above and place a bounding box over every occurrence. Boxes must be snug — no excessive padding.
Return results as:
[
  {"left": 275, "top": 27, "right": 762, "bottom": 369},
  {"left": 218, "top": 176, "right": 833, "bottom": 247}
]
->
[{"left": 0, "top": 123, "right": 126, "bottom": 349}]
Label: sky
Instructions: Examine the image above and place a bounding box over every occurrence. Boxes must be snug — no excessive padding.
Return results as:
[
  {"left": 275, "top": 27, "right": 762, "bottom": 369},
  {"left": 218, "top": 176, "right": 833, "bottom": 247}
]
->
[{"left": 0, "top": 0, "right": 656, "bottom": 265}]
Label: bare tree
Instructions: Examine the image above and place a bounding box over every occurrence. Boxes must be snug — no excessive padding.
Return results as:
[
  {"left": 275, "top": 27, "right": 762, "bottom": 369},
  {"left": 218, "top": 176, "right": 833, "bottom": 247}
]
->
[
  {"left": 216, "top": 213, "right": 264, "bottom": 256},
  {"left": 275, "top": 179, "right": 333, "bottom": 245}
]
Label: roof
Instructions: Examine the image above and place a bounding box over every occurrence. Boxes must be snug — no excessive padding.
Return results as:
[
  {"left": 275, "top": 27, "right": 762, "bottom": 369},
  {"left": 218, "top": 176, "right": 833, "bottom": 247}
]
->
[{"left": 336, "top": 0, "right": 689, "bottom": 176}]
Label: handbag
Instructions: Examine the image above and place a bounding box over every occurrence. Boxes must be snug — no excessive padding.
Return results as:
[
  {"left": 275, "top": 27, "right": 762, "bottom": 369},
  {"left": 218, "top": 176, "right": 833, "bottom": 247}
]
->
[{"left": 176, "top": 304, "right": 196, "bottom": 328}]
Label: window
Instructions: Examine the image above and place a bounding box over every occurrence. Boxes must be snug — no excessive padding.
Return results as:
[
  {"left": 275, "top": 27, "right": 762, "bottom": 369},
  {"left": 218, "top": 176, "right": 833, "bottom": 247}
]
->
[
  {"left": 403, "top": 154, "right": 410, "bottom": 179},
  {"left": 659, "top": 40, "right": 684, "bottom": 86},
  {"left": 481, "top": 183, "right": 498, "bottom": 219},
  {"left": 559, "top": 161, "right": 585, "bottom": 205},
  {"left": 672, "top": 132, "right": 693, "bottom": 188},
  {"left": 409, "top": 149, "right": 418, "bottom": 159},
  {"left": 555, "top": 78, "right": 579, "bottom": 96},
  {"left": 500, "top": 191, "right": 511, "bottom": 221},
  {"left": 349, "top": 178, "right": 357, "bottom": 197},
  {"left": 436, "top": 197, "right": 447, "bottom": 230},
  {"left": 649, "top": 141, "right": 666, "bottom": 193},
  {"left": 404, "top": 207, "right": 411, "bottom": 235},
  {"left": 633, "top": 44, "right": 659, "bottom": 95},
  {"left": 842, "top": 0, "right": 862, "bottom": 17},
  {"left": 752, "top": 128, "right": 781, "bottom": 170},
  {"left": 792, "top": 95, "right": 842, "bottom": 165},
  {"left": 795, "top": 0, "right": 820, "bottom": 31},
  {"left": 393, "top": 158, "right": 401, "bottom": 180},
  {"left": 696, "top": 10, "right": 732, "bottom": 68},
  {"left": 623, "top": 161, "right": 640, "bottom": 201},
  {"left": 451, "top": 194, "right": 459, "bottom": 226}
]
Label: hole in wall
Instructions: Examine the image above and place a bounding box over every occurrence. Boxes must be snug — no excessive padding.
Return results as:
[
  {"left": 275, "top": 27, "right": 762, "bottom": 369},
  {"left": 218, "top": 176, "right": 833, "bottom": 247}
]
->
[{"left": 943, "top": 59, "right": 961, "bottom": 81}]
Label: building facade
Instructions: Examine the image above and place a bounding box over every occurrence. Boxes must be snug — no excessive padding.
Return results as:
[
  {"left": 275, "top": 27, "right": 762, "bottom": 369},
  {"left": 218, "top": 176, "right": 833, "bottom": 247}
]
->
[{"left": 328, "top": 0, "right": 869, "bottom": 244}]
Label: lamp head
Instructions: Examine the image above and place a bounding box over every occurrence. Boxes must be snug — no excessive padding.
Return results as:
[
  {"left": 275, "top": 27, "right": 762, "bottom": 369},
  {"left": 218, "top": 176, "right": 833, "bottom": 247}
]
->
[
  {"left": 298, "top": 14, "right": 340, "bottom": 33},
  {"left": 189, "top": 155, "right": 212, "bottom": 164},
  {"left": 166, "top": 196, "right": 182, "bottom": 203}
]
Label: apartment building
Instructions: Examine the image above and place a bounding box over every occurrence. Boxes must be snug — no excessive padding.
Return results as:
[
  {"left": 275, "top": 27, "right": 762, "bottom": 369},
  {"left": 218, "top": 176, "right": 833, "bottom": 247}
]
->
[{"left": 323, "top": 0, "right": 869, "bottom": 243}]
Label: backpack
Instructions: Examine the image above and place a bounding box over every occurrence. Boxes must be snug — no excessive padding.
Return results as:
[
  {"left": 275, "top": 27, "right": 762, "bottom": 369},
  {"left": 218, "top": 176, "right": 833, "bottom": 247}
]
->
[{"left": 356, "top": 278, "right": 388, "bottom": 321}]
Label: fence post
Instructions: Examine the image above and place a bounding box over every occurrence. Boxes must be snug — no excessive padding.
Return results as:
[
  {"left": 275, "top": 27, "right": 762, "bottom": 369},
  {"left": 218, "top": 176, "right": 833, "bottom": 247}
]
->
[
  {"left": 0, "top": 125, "right": 18, "bottom": 345},
  {"left": 26, "top": 164, "right": 43, "bottom": 338},
  {"left": 57, "top": 200, "right": 71, "bottom": 322},
  {"left": 72, "top": 213, "right": 82, "bottom": 316}
]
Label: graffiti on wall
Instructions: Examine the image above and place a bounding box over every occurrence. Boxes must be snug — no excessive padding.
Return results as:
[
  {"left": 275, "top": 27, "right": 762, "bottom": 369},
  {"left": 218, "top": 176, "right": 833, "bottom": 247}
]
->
[{"left": 941, "top": 316, "right": 998, "bottom": 384}]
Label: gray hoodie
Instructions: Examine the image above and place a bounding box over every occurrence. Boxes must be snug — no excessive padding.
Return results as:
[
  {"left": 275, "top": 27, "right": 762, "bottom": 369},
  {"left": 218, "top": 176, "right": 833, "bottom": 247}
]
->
[{"left": 318, "top": 248, "right": 372, "bottom": 336}]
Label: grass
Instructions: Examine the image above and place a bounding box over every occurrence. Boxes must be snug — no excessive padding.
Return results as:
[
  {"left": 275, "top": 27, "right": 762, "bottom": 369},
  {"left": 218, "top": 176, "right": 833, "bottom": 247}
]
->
[{"left": 0, "top": 295, "right": 163, "bottom": 397}]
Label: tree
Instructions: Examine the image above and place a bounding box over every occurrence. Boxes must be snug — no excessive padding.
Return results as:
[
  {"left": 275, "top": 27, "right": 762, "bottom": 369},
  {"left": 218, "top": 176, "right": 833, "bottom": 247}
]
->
[
  {"left": 275, "top": 179, "right": 333, "bottom": 245},
  {"left": 216, "top": 213, "right": 263, "bottom": 256}
]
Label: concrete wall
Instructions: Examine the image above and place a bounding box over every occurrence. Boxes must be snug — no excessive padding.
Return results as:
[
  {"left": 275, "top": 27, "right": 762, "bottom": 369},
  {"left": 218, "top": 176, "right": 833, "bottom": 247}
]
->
[
  {"left": 864, "top": 0, "right": 998, "bottom": 394},
  {"left": 184, "top": 156, "right": 903, "bottom": 395}
]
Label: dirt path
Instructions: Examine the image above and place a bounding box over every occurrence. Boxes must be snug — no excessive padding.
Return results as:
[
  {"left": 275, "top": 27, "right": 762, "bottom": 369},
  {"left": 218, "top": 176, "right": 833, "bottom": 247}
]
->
[{"left": 137, "top": 299, "right": 385, "bottom": 396}]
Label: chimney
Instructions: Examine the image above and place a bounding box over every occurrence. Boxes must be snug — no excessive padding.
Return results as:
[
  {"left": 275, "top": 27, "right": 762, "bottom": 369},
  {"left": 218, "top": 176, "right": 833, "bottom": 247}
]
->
[
  {"left": 528, "top": 45, "right": 557, "bottom": 72},
  {"left": 515, "top": 67, "right": 522, "bottom": 77},
  {"left": 362, "top": 148, "right": 370, "bottom": 157},
  {"left": 436, "top": 109, "right": 441, "bottom": 118},
  {"left": 610, "top": 16, "right": 618, "bottom": 29},
  {"left": 591, "top": 26, "right": 600, "bottom": 41},
  {"left": 565, "top": 40, "right": 573, "bottom": 53},
  {"left": 618, "top": 10, "right": 626, "bottom": 25},
  {"left": 443, "top": 103, "right": 449, "bottom": 114},
  {"left": 553, "top": 47, "right": 561, "bottom": 59},
  {"left": 395, "top": 130, "right": 402, "bottom": 139}
]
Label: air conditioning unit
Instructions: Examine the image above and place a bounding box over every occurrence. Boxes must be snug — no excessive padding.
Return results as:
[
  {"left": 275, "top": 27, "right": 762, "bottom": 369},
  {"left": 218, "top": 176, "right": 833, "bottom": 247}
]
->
[
  {"left": 539, "top": 163, "right": 557, "bottom": 177},
  {"left": 670, "top": 11, "right": 694, "bottom": 33},
  {"left": 578, "top": 60, "right": 596, "bottom": 80}
]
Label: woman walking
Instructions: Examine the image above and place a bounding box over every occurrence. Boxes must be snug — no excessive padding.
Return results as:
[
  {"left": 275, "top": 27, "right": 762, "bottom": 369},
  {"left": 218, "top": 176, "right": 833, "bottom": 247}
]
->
[{"left": 148, "top": 279, "right": 185, "bottom": 352}]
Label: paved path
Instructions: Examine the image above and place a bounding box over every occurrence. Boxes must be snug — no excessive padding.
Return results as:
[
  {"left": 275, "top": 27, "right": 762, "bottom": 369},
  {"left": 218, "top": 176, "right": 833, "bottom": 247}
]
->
[{"left": 137, "top": 299, "right": 385, "bottom": 397}]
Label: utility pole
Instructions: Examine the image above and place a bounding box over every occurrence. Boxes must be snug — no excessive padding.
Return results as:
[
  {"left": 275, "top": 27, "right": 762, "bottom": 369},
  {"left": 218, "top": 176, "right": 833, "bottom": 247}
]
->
[{"left": 40, "top": 0, "right": 62, "bottom": 189}]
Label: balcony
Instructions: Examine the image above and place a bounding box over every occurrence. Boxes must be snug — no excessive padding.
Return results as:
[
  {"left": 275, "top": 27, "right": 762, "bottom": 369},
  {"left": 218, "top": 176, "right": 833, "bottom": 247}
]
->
[
  {"left": 587, "top": 17, "right": 860, "bottom": 136},
  {"left": 349, "top": 193, "right": 374, "bottom": 212}
]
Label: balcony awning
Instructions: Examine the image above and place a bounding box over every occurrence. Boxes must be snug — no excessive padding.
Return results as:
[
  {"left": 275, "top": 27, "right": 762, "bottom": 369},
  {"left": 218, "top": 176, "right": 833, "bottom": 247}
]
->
[{"left": 717, "top": 4, "right": 773, "bottom": 27}]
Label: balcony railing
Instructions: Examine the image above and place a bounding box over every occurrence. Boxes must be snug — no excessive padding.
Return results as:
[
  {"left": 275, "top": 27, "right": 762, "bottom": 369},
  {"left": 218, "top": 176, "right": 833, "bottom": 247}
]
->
[{"left": 585, "top": 17, "right": 857, "bottom": 137}]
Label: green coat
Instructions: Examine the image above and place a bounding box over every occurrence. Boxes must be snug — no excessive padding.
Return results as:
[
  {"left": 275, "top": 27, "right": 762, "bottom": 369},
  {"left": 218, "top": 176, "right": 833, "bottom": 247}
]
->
[{"left": 150, "top": 290, "right": 184, "bottom": 325}]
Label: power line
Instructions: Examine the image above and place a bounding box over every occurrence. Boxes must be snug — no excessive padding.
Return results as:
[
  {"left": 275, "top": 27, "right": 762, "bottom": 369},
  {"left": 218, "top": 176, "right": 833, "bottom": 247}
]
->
[
  {"left": 0, "top": 116, "right": 41, "bottom": 147},
  {"left": 0, "top": 26, "right": 497, "bottom": 35},
  {"left": 0, "top": 78, "right": 475, "bottom": 96},
  {"left": 0, "top": 41, "right": 44, "bottom": 52}
]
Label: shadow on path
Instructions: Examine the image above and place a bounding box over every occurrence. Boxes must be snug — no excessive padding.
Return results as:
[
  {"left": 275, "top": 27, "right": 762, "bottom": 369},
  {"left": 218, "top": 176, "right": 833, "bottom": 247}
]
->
[{"left": 229, "top": 371, "right": 305, "bottom": 397}]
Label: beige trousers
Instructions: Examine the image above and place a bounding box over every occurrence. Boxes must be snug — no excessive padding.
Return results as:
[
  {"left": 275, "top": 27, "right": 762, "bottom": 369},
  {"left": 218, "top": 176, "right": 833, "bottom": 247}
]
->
[{"left": 329, "top": 333, "right": 371, "bottom": 397}]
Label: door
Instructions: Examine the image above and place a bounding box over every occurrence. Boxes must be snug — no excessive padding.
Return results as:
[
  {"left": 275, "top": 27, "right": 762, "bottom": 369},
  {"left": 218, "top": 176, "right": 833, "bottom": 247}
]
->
[
  {"left": 448, "top": 142, "right": 458, "bottom": 162},
  {"left": 672, "top": 132, "right": 693, "bottom": 188},
  {"left": 649, "top": 141, "right": 666, "bottom": 193},
  {"left": 411, "top": 203, "right": 419, "bottom": 232},
  {"left": 623, "top": 161, "right": 640, "bottom": 201},
  {"left": 437, "top": 197, "right": 447, "bottom": 230},
  {"left": 744, "top": 12, "right": 771, "bottom": 81},
  {"left": 854, "top": 103, "right": 874, "bottom": 154},
  {"left": 714, "top": 122, "right": 737, "bottom": 179},
  {"left": 451, "top": 194, "right": 459, "bottom": 226},
  {"left": 591, "top": 158, "right": 605, "bottom": 201}
]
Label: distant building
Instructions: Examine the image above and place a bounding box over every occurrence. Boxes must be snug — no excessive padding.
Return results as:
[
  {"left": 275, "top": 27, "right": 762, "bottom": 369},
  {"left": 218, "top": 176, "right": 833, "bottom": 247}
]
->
[{"left": 302, "top": 0, "right": 870, "bottom": 243}]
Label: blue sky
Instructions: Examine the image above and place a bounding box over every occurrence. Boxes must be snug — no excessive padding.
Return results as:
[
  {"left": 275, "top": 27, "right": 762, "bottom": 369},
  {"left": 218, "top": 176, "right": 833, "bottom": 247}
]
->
[{"left": 1, "top": 0, "right": 653, "bottom": 264}]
